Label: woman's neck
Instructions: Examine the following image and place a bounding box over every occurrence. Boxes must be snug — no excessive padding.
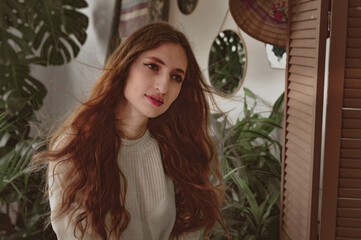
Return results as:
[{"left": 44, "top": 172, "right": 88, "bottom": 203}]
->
[
  {"left": 116, "top": 100, "right": 149, "bottom": 140},
  {"left": 120, "top": 121, "right": 148, "bottom": 140}
]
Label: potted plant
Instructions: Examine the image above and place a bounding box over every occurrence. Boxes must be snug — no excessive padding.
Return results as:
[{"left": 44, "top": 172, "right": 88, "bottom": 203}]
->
[
  {"left": 210, "top": 88, "right": 284, "bottom": 239},
  {"left": 0, "top": 0, "right": 89, "bottom": 238}
]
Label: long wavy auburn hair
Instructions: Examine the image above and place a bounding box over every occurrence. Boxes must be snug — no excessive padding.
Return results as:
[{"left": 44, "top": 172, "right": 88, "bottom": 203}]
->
[{"left": 33, "top": 22, "right": 227, "bottom": 239}]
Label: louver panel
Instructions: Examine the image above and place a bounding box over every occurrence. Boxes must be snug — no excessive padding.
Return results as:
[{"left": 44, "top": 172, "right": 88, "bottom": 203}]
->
[
  {"left": 320, "top": 0, "right": 361, "bottom": 239},
  {"left": 280, "top": 0, "right": 327, "bottom": 239}
]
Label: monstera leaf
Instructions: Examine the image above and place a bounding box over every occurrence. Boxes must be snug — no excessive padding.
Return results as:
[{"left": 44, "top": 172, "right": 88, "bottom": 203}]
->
[
  {"left": 0, "top": 0, "right": 88, "bottom": 66},
  {"left": 30, "top": 0, "right": 89, "bottom": 65}
]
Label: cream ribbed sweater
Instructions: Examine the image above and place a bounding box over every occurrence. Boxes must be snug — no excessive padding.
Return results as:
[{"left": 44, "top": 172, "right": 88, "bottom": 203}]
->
[{"left": 48, "top": 130, "right": 200, "bottom": 240}]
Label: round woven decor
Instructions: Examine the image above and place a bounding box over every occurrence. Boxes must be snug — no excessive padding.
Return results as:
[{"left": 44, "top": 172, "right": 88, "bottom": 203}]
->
[{"left": 229, "top": 0, "right": 287, "bottom": 47}]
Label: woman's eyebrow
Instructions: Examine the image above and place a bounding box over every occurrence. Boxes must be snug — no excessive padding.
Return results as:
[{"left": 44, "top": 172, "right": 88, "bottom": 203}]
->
[{"left": 146, "top": 56, "right": 185, "bottom": 74}]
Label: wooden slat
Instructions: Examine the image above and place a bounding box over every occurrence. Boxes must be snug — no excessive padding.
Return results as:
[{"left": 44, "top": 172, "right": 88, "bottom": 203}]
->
[
  {"left": 282, "top": 222, "right": 303, "bottom": 240},
  {"left": 348, "top": 18, "right": 361, "bottom": 28},
  {"left": 340, "top": 149, "right": 361, "bottom": 158},
  {"left": 292, "top": 1, "right": 318, "bottom": 13},
  {"left": 342, "top": 129, "right": 361, "bottom": 138},
  {"left": 336, "top": 237, "right": 361, "bottom": 240},
  {"left": 283, "top": 220, "right": 307, "bottom": 240},
  {"left": 287, "top": 131, "right": 312, "bottom": 152},
  {"left": 337, "top": 208, "right": 361, "bottom": 218},
  {"left": 291, "top": 0, "right": 316, "bottom": 5},
  {"left": 288, "top": 108, "right": 313, "bottom": 124},
  {"left": 338, "top": 198, "right": 361, "bottom": 208},
  {"left": 289, "top": 72, "right": 315, "bottom": 86},
  {"left": 347, "top": 38, "right": 361, "bottom": 48},
  {"left": 283, "top": 179, "right": 308, "bottom": 211},
  {"left": 344, "top": 79, "right": 361, "bottom": 88},
  {"left": 286, "top": 137, "right": 311, "bottom": 156},
  {"left": 343, "top": 109, "right": 361, "bottom": 119},
  {"left": 285, "top": 159, "right": 310, "bottom": 186},
  {"left": 346, "top": 69, "right": 361, "bottom": 78},
  {"left": 336, "top": 227, "right": 361, "bottom": 238},
  {"left": 348, "top": 8, "right": 361, "bottom": 18},
  {"left": 282, "top": 218, "right": 307, "bottom": 239},
  {"left": 289, "top": 64, "right": 315, "bottom": 77},
  {"left": 291, "top": 21, "right": 316, "bottom": 30},
  {"left": 339, "top": 189, "right": 361, "bottom": 198},
  {"left": 339, "top": 178, "right": 361, "bottom": 188},
  {"left": 290, "top": 39, "right": 317, "bottom": 48},
  {"left": 287, "top": 115, "right": 313, "bottom": 134},
  {"left": 284, "top": 171, "right": 310, "bottom": 198},
  {"left": 285, "top": 132, "right": 311, "bottom": 152},
  {"left": 343, "top": 119, "right": 361, "bottom": 128},
  {"left": 348, "top": 28, "right": 361, "bottom": 38},
  {"left": 283, "top": 205, "right": 309, "bottom": 230},
  {"left": 349, "top": 0, "right": 361, "bottom": 7},
  {"left": 344, "top": 89, "right": 361, "bottom": 98},
  {"left": 289, "top": 56, "right": 316, "bottom": 67},
  {"left": 337, "top": 218, "right": 361, "bottom": 228},
  {"left": 288, "top": 89, "right": 314, "bottom": 105},
  {"left": 287, "top": 123, "right": 312, "bottom": 142},
  {"left": 284, "top": 184, "right": 309, "bottom": 210},
  {"left": 291, "top": 10, "right": 318, "bottom": 22},
  {"left": 283, "top": 189, "right": 309, "bottom": 221},
  {"left": 291, "top": 29, "right": 317, "bottom": 39},
  {"left": 286, "top": 147, "right": 311, "bottom": 169},
  {"left": 286, "top": 132, "right": 311, "bottom": 155},
  {"left": 286, "top": 152, "right": 311, "bottom": 173},
  {"left": 290, "top": 48, "right": 316, "bottom": 58},
  {"left": 346, "top": 58, "right": 361, "bottom": 68},
  {"left": 343, "top": 98, "right": 361, "bottom": 108},
  {"left": 289, "top": 81, "right": 314, "bottom": 95},
  {"left": 346, "top": 48, "right": 361, "bottom": 58},
  {"left": 286, "top": 141, "right": 310, "bottom": 162},
  {"left": 340, "top": 159, "right": 361, "bottom": 169},
  {"left": 340, "top": 169, "right": 361, "bottom": 179},
  {"left": 341, "top": 139, "right": 361, "bottom": 149}
]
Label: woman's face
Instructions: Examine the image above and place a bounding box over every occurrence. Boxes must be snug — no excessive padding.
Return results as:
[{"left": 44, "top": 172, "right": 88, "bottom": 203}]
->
[{"left": 122, "top": 43, "right": 188, "bottom": 119}]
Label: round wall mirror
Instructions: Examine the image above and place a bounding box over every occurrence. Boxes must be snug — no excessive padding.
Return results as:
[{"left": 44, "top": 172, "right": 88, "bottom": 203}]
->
[
  {"left": 208, "top": 30, "right": 247, "bottom": 95},
  {"left": 177, "top": 0, "right": 198, "bottom": 15}
]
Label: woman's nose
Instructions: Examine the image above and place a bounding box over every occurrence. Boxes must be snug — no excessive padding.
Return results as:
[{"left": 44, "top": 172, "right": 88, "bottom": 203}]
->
[{"left": 154, "top": 73, "right": 169, "bottom": 94}]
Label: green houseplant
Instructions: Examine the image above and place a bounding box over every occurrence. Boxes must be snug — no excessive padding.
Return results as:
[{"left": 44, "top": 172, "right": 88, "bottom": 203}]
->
[
  {"left": 210, "top": 88, "right": 284, "bottom": 239},
  {"left": 0, "top": 0, "right": 89, "bottom": 238}
]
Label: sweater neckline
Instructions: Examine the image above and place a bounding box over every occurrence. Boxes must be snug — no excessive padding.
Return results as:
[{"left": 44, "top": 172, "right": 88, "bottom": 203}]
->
[{"left": 121, "top": 129, "right": 152, "bottom": 151}]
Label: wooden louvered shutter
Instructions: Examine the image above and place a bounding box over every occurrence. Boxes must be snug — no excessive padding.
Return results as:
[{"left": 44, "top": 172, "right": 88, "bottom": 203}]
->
[
  {"left": 279, "top": 0, "right": 329, "bottom": 239},
  {"left": 320, "top": 0, "right": 361, "bottom": 239}
]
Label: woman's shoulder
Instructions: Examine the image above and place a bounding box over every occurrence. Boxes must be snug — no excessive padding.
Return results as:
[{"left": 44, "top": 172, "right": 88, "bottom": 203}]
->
[{"left": 51, "top": 127, "right": 75, "bottom": 151}]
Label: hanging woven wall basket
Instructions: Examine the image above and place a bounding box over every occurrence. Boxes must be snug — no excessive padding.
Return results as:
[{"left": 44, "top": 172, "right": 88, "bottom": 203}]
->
[{"left": 229, "top": 0, "right": 288, "bottom": 47}]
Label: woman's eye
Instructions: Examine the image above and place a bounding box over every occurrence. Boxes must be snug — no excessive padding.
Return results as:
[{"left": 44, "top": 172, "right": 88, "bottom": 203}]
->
[
  {"left": 172, "top": 75, "right": 183, "bottom": 83},
  {"left": 144, "top": 63, "right": 158, "bottom": 71}
]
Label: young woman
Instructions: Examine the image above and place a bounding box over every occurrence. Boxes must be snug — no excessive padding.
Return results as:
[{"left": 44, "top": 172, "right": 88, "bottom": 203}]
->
[{"left": 34, "top": 22, "right": 227, "bottom": 240}]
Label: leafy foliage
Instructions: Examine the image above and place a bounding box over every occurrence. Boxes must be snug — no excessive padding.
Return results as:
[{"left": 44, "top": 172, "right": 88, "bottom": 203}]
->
[
  {"left": 0, "top": 0, "right": 89, "bottom": 238},
  {"left": 0, "top": 112, "right": 56, "bottom": 239},
  {"left": 0, "top": 0, "right": 88, "bottom": 149},
  {"left": 209, "top": 88, "right": 284, "bottom": 239}
]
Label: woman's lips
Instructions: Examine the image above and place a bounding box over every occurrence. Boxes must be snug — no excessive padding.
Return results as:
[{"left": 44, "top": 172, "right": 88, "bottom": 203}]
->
[{"left": 146, "top": 95, "right": 164, "bottom": 106}]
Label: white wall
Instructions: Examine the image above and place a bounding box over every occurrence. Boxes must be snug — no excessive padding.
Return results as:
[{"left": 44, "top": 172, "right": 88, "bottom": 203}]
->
[
  {"left": 168, "top": 0, "right": 285, "bottom": 121},
  {"left": 33, "top": 0, "right": 285, "bottom": 129},
  {"left": 32, "top": 0, "right": 115, "bottom": 129}
]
